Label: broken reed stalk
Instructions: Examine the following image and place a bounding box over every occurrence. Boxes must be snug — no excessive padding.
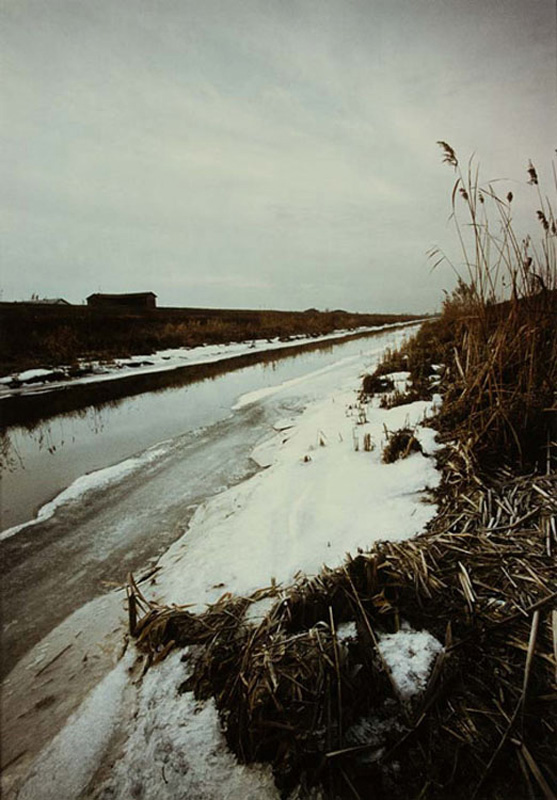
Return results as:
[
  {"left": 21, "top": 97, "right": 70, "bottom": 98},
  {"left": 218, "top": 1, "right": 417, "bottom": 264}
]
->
[
  {"left": 328, "top": 606, "right": 343, "bottom": 745},
  {"left": 471, "top": 609, "right": 541, "bottom": 799},
  {"left": 520, "top": 743, "right": 557, "bottom": 800},
  {"left": 343, "top": 568, "right": 411, "bottom": 720},
  {"left": 552, "top": 610, "right": 557, "bottom": 685}
]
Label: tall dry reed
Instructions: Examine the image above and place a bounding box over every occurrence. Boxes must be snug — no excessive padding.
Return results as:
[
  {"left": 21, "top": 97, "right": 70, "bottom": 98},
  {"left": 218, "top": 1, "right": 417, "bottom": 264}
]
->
[{"left": 431, "top": 144, "right": 556, "bottom": 468}]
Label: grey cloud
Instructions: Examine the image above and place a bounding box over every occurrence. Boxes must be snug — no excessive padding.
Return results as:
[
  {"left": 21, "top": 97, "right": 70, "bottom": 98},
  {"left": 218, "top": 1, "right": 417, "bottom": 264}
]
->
[{"left": 1, "top": 0, "right": 555, "bottom": 311}]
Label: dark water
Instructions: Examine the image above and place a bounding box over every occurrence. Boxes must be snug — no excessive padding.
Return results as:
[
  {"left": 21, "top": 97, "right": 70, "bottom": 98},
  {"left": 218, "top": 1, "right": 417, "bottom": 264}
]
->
[{"left": 1, "top": 327, "right": 416, "bottom": 530}]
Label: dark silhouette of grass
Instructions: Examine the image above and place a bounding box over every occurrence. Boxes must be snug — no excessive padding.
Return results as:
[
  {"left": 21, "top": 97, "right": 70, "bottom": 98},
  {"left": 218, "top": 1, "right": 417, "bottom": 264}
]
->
[{"left": 0, "top": 304, "right": 422, "bottom": 376}]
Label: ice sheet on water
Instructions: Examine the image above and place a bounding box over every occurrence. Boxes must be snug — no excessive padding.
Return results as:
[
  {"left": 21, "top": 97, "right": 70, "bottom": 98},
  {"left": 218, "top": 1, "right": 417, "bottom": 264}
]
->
[{"left": 0, "top": 441, "right": 171, "bottom": 540}]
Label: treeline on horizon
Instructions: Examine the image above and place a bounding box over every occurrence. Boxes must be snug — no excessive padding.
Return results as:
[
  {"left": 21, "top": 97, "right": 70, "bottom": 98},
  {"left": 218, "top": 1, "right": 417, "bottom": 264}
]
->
[{"left": 0, "top": 302, "right": 424, "bottom": 375}]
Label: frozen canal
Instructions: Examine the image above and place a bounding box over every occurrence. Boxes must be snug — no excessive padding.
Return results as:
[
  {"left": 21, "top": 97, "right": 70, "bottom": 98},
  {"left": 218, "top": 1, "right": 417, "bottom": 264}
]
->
[
  {"left": 1, "top": 325, "right": 418, "bottom": 681},
  {"left": 1, "top": 322, "right": 445, "bottom": 800},
  {"left": 2, "top": 327, "right": 415, "bottom": 532}
]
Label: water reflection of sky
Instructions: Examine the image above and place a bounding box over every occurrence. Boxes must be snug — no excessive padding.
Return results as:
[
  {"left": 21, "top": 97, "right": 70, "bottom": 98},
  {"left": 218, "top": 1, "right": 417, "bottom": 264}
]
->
[{"left": 1, "top": 329, "right": 413, "bottom": 529}]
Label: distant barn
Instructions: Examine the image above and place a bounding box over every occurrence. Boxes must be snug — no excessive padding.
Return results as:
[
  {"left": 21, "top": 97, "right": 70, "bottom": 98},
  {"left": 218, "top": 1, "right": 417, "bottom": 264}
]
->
[{"left": 87, "top": 292, "right": 157, "bottom": 309}]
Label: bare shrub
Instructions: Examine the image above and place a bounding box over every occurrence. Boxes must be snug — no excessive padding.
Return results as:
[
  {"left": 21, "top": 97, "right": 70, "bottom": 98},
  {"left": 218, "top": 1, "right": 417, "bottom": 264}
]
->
[{"left": 361, "top": 373, "right": 395, "bottom": 395}]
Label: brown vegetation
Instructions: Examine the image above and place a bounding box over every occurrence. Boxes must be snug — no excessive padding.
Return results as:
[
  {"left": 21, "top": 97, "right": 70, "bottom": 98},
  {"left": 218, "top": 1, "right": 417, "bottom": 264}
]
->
[
  {"left": 429, "top": 144, "right": 556, "bottom": 470},
  {"left": 0, "top": 303, "right": 421, "bottom": 376},
  {"left": 363, "top": 147, "right": 557, "bottom": 472},
  {"left": 381, "top": 428, "right": 423, "bottom": 463},
  {"left": 128, "top": 455, "right": 556, "bottom": 799},
  {"left": 124, "top": 150, "right": 557, "bottom": 798}
]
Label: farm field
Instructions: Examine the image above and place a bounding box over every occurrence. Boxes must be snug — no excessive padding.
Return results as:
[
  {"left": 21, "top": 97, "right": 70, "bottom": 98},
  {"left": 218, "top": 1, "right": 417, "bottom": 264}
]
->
[{"left": 0, "top": 302, "right": 421, "bottom": 376}]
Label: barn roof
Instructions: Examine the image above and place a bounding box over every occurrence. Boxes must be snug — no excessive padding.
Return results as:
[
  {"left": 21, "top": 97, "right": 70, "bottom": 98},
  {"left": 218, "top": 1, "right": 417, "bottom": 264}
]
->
[
  {"left": 89, "top": 292, "right": 157, "bottom": 297},
  {"left": 87, "top": 292, "right": 157, "bottom": 300}
]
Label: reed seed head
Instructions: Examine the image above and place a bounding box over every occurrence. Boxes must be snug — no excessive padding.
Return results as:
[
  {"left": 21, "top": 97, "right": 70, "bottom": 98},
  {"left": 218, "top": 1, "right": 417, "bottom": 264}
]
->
[
  {"left": 536, "top": 210, "right": 549, "bottom": 231},
  {"left": 437, "top": 140, "right": 458, "bottom": 168}
]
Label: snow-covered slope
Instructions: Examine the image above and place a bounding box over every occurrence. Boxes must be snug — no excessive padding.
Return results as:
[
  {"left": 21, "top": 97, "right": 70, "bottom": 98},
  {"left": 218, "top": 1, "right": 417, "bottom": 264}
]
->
[{"left": 7, "top": 363, "right": 442, "bottom": 800}]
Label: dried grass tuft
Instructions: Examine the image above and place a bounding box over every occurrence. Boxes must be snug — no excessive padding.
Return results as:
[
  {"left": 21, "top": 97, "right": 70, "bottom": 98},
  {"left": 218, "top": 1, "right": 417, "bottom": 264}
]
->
[{"left": 382, "top": 428, "right": 423, "bottom": 463}]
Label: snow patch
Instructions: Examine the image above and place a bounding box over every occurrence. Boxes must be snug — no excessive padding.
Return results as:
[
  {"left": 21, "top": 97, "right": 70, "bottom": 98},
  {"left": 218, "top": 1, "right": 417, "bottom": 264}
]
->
[
  {"left": 414, "top": 426, "right": 441, "bottom": 455},
  {"left": 16, "top": 651, "right": 133, "bottom": 800},
  {"left": 345, "top": 704, "right": 405, "bottom": 763},
  {"left": 336, "top": 621, "right": 358, "bottom": 642},
  {"left": 377, "top": 624, "right": 443, "bottom": 699},
  {"left": 244, "top": 595, "right": 279, "bottom": 624},
  {"left": 385, "top": 371, "right": 411, "bottom": 382},
  {"left": 16, "top": 368, "right": 57, "bottom": 382}
]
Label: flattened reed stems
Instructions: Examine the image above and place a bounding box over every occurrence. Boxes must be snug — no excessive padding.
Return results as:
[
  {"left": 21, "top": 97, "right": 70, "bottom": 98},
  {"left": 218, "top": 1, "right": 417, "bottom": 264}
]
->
[{"left": 128, "top": 460, "right": 557, "bottom": 798}]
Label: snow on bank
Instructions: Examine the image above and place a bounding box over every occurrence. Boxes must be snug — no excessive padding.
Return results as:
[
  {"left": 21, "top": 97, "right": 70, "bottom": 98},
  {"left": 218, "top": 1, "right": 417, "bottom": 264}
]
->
[
  {"left": 0, "top": 441, "right": 171, "bottom": 540},
  {"left": 12, "top": 344, "right": 442, "bottom": 799},
  {"left": 149, "top": 387, "right": 441, "bottom": 611},
  {"left": 0, "top": 322, "right": 421, "bottom": 398},
  {"left": 89, "top": 377, "right": 442, "bottom": 797},
  {"left": 14, "top": 368, "right": 57, "bottom": 382},
  {"left": 92, "top": 651, "right": 279, "bottom": 800},
  {"left": 16, "top": 651, "right": 134, "bottom": 800}
]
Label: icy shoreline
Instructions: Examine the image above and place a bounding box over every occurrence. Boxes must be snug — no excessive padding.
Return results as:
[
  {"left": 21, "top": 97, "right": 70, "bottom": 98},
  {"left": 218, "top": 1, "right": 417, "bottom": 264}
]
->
[{"left": 0, "top": 441, "right": 173, "bottom": 541}]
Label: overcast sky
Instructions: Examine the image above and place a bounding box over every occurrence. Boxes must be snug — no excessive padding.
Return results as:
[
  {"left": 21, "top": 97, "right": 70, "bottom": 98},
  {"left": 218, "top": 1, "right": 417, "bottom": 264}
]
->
[{"left": 2, "top": 0, "right": 555, "bottom": 312}]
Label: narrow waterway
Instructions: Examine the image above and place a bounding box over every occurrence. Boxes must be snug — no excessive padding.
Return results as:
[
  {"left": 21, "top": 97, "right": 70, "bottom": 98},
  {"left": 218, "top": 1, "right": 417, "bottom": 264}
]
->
[
  {"left": 1, "top": 324, "right": 423, "bottom": 795},
  {"left": 1, "top": 327, "right": 417, "bottom": 531},
  {"left": 0, "top": 325, "right": 418, "bottom": 681}
]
